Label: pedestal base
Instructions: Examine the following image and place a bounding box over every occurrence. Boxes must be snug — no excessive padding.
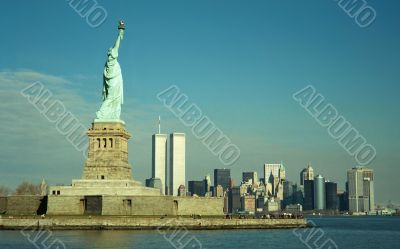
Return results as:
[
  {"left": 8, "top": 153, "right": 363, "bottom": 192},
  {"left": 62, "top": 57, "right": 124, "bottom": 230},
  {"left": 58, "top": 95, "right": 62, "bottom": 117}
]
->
[{"left": 49, "top": 179, "right": 162, "bottom": 196}]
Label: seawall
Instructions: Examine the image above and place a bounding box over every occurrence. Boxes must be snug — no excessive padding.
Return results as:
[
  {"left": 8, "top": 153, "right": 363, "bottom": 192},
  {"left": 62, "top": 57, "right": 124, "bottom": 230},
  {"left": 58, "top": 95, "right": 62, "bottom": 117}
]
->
[{"left": 0, "top": 216, "right": 307, "bottom": 230}]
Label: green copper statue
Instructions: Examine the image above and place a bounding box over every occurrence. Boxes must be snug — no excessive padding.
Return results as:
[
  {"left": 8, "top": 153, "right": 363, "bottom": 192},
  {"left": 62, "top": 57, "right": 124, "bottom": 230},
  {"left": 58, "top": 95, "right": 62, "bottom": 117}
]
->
[{"left": 96, "top": 21, "right": 126, "bottom": 121}]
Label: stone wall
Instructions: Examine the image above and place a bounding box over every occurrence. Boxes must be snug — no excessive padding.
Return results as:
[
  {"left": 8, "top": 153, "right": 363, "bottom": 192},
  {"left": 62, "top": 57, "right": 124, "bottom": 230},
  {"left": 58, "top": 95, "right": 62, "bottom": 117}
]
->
[
  {"left": 47, "top": 195, "right": 224, "bottom": 216},
  {"left": 102, "top": 196, "right": 224, "bottom": 216},
  {"left": 102, "top": 196, "right": 177, "bottom": 216},
  {"left": 0, "top": 197, "right": 7, "bottom": 214},
  {"left": 47, "top": 196, "right": 84, "bottom": 215},
  {"left": 0, "top": 216, "right": 307, "bottom": 230},
  {"left": 175, "top": 197, "right": 224, "bottom": 216},
  {"left": 2, "top": 196, "right": 45, "bottom": 215}
]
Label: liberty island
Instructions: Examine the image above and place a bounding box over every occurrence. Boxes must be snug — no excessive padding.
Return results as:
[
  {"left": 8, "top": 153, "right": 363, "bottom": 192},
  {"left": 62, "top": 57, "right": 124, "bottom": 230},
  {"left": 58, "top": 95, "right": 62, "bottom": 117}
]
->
[{"left": 0, "top": 21, "right": 306, "bottom": 230}]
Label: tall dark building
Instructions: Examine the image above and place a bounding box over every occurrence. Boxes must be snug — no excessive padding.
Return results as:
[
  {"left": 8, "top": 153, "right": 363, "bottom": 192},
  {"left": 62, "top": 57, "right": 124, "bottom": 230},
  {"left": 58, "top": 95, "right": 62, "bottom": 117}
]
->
[
  {"left": 338, "top": 191, "right": 349, "bottom": 211},
  {"left": 256, "top": 195, "right": 265, "bottom": 210},
  {"left": 338, "top": 181, "right": 349, "bottom": 212},
  {"left": 304, "top": 180, "right": 314, "bottom": 210},
  {"left": 214, "top": 169, "right": 231, "bottom": 190},
  {"left": 283, "top": 181, "right": 294, "bottom": 208},
  {"left": 188, "top": 180, "right": 206, "bottom": 196},
  {"left": 228, "top": 186, "right": 241, "bottom": 213},
  {"left": 292, "top": 184, "right": 304, "bottom": 206},
  {"left": 325, "top": 182, "right": 338, "bottom": 210}
]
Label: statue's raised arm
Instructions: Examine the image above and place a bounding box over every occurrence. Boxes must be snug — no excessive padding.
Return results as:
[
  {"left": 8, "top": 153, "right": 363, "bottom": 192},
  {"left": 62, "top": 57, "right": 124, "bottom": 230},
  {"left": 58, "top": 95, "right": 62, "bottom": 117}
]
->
[
  {"left": 96, "top": 21, "right": 126, "bottom": 122},
  {"left": 107, "top": 21, "right": 125, "bottom": 62}
]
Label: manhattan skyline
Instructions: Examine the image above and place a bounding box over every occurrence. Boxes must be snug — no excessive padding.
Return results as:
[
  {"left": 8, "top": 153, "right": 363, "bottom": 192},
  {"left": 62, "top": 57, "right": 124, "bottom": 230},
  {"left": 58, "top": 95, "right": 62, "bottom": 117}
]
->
[{"left": 0, "top": 0, "right": 399, "bottom": 204}]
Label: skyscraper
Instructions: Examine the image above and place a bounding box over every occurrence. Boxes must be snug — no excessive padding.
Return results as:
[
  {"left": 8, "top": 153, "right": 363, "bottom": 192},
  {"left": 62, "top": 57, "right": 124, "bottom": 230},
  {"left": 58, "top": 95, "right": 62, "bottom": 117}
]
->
[
  {"left": 264, "top": 163, "right": 286, "bottom": 200},
  {"left": 178, "top": 185, "right": 186, "bottom": 197},
  {"left": 347, "top": 167, "right": 375, "bottom": 213},
  {"left": 242, "top": 172, "right": 258, "bottom": 185},
  {"left": 214, "top": 169, "right": 231, "bottom": 190},
  {"left": 214, "top": 184, "right": 224, "bottom": 197},
  {"left": 338, "top": 190, "right": 349, "bottom": 212},
  {"left": 152, "top": 132, "right": 167, "bottom": 195},
  {"left": 228, "top": 186, "right": 247, "bottom": 213},
  {"left": 228, "top": 187, "right": 241, "bottom": 213},
  {"left": 188, "top": 180, "right": 206, "bottom": 196},
  {"left": 304, "top": 180, "right": 314, "bottom": 210},
  {"left": 169, "top": 133, "right": 186, "bottom": 196},
  {"left": 325, "top": 181, "right": 338, "bottom": 210},
  {"left": 205, "top": 174, "right": 212, "bottom": 194},
  {"left": 300, "top": 164, "right": 314, "bottom": 186},
  {"left": 314, "top": 175, "right": 326, "bottom": 210},
  {"left": 283, "top": 181, "right": 294, "bottom": 208},
  {"left": 292, "top": 184, "right": 304, "bottom": 206},
  {"left": 241, "top": 195, "right": 256, "bottom": 213}
]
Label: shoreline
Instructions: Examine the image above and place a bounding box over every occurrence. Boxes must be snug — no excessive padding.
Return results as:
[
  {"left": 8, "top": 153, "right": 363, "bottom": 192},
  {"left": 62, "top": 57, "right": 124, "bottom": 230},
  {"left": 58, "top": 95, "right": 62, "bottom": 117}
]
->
[{"left": 0, "top": 216, "right": 308, "bottom": 230}]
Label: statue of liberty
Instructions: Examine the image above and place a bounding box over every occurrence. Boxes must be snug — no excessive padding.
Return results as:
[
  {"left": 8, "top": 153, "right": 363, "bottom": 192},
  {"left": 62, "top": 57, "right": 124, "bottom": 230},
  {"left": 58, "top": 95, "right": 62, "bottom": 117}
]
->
[{"left": 96, "top": 21, "right": 126, "bottom": 121}]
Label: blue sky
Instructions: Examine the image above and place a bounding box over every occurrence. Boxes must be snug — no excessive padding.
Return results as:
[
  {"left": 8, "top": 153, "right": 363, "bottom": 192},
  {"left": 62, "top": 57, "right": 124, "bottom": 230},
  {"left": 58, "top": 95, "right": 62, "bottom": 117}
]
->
[{"left": 0, "top": 0, "right": 399, "bottom": 203}]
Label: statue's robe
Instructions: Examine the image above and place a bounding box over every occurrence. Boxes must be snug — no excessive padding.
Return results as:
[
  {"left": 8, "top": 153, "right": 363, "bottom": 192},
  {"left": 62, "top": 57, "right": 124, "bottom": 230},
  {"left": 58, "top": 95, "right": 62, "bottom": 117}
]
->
[{"left": 96, "top": 47, "right": 124, "bottom": 120}]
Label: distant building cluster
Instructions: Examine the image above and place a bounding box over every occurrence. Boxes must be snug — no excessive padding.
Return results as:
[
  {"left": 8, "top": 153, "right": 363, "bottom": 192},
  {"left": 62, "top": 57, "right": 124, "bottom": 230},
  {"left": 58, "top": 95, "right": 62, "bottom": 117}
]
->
[
  {"left": 302, "top": 166, "right": 375, "bottom": 214},
  {"left": 145, "top": 119, "right": 376, "bottom": 215},
  {"left": 181, "top": 163, "right": 376, "bottom": 215}
]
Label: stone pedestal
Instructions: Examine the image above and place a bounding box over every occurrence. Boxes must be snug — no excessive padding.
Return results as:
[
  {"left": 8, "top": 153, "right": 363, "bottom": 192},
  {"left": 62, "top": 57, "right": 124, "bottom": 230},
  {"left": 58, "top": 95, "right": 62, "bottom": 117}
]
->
[
  {"left": 83, "top": 121, "right": 133, "bottom": 180},
  {"left": 49, "top": 120, "right": 160, "bottom": 197}
]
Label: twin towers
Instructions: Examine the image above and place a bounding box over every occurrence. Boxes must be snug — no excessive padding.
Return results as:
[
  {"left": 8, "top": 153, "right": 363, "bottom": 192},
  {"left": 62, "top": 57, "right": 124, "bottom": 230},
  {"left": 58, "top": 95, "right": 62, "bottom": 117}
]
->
[{"left": 151, "top": 117, "right": 186, "bottom": 196}]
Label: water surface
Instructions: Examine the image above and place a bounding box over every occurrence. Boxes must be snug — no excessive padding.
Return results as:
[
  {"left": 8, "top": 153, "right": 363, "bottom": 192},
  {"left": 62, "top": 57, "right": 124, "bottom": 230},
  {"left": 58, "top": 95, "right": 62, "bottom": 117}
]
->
[{"left": 0, "top": 217, "right": 399, "bottom": 249}]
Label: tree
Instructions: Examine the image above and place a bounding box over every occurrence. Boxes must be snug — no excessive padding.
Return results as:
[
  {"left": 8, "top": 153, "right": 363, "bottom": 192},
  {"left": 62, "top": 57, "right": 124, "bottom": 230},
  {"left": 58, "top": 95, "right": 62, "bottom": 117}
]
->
[
  {"left": 0, "top": 186, "right": 10, "bottom": 196},
  {"left": 14, "top": 182, "right": 41, "bottom": 195}
]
